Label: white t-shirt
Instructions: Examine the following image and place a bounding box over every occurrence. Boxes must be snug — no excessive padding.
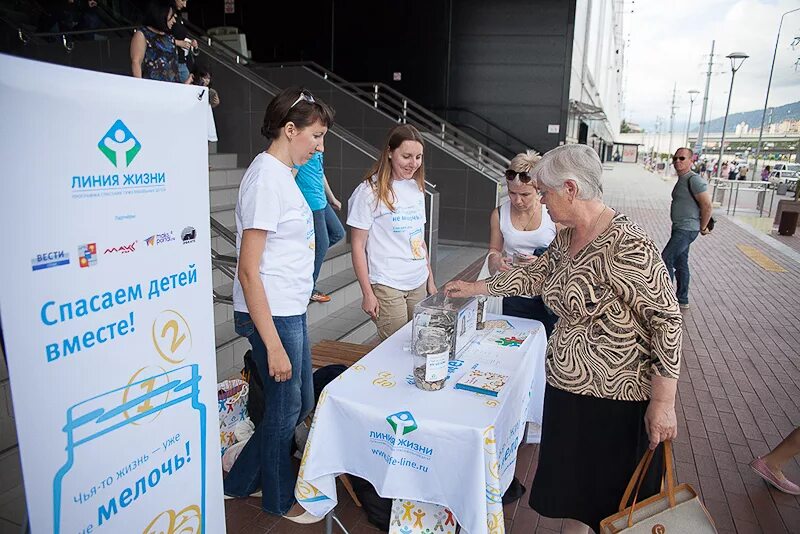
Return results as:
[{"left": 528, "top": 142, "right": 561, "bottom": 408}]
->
[
  {"left": 498, "top": 201, "right": 557, "bottom": 255},
  {"left": 233, "top": 152, "right": 315, "bottom": 317},
  {"left": 347, "top": 177, "right": 429, "bottom": 291}
]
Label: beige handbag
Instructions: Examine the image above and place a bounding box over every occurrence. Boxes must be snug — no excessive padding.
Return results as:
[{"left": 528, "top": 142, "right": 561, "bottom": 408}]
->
[{"left": 600, "top": 441, "right": 717, "bottom": 534}]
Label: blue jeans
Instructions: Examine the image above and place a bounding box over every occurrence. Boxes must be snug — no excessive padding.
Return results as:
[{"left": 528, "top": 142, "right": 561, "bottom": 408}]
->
[
  {"left": 312, "top": 204, "right": 346, "bottom": 287},
  {"left": 177, "top": 63, "right": 191, "bottom": 83},
  {"left": 661, "top": 228, "right": 699, "bottom": 305},
  {"left": 224, "top": 312, "right": 315, "bottom": 514}
]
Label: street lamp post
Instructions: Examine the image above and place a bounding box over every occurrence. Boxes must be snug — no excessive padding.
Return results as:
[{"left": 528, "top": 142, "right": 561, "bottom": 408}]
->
[
  {"left": 752, "top": 7, "right": 800, "bottom": 177},
  {"left": 685, "top": 89, "right": 700, "bottom": 149},
  {"left": 715, "top": 52, "right": 748, "bottom": 177}
]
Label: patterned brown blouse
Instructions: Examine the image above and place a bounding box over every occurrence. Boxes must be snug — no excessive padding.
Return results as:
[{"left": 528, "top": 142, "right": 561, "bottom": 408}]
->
[{"left": 486, "top": 213, "right": 682, "bottom": 401}]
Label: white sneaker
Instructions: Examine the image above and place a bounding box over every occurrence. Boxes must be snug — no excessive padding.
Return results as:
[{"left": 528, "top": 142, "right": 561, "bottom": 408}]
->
[
  {"left": 224, "top": 490, "right": 262, "bottom": 500},
  {"left": 283, "top": 511, "right": 324, "bottom": 524},
  {"left": 679, "top": 302, "right": 690, "bottom": 310}
]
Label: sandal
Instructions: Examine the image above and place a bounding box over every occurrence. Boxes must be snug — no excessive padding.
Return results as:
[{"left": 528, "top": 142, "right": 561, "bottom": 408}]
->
[{"left": 310, "top": 290, "right": 331, "bottom": 303}]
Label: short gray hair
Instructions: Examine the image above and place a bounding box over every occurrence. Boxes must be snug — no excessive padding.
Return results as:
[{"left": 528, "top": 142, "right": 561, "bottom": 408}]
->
[{"left": 532, "top": 144, "right": 603, "bottom": 200}]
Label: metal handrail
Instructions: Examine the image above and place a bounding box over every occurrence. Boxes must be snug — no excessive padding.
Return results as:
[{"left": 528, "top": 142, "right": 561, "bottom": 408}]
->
[
  {"left": 709, "top": 178, "right": 776, "bottom": 217},
  {"left": 210, "top": 245, "right": 236, "bottom": 305},
  {"left": 210, "top": 215, "right": 236, "bottom": 246},
  {"left": 213, "top": 290, "right": 233, "bottom": 305},
  {"left": 192, "top": 39, "right": 380, "bottom": 167},
  {"left": 28, "top": 24, "right": 138, "bottom": 38},
  {"left": 258, "top": 61, "right": 508, "bottom": 180},
  {"left": 433, "top": 106, "right": 534, "bottom": 156},
  {"left": 351, "top": 82, "right": 509, "bottom": 176},
  {"left": 211, "top": 250, "right": 237, "bottom": 268}
]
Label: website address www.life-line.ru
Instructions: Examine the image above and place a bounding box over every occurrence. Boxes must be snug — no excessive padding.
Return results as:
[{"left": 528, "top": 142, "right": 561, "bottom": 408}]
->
[{"left": 371, "top": 448, "right": 429, "bottom": 473}]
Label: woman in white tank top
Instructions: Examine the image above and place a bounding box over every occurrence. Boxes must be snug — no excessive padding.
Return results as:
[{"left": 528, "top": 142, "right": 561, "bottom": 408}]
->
[{"left": 487, "top": 151, "right": 559, "bottom": 337}]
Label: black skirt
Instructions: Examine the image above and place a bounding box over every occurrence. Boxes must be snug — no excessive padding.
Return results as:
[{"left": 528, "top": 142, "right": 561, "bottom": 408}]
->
[{"left": 530, "top": 384, "right": 663, "bottom": 533}]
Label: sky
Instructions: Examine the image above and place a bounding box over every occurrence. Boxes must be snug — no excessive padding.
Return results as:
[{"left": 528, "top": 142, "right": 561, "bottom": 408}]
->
[{"left": 624, "top": 0, "right": 800, "bottom": 132}]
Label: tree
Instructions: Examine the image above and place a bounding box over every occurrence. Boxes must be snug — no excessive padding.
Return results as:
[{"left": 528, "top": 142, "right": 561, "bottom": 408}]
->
[{"left": 620, "top": 120, "right": 632, "bottom": 133}]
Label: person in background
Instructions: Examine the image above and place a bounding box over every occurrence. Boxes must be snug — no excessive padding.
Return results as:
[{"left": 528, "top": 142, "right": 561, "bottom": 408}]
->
[
  {"left": 191, "top": 66, "right": 219, "bottom": 143},
  {"left": 295, "top": 151, "right": 346, "bottom": 303},
  {"left": 487, "top": 151, "right": 558, "bottom": 337},
  {"left": 223, "top": 87, "right": 333, "bottom": 524},
  {"left": 445, "top": 144, "right": 682, "bottom": 534},
  {"left": 170, "top": 0, "right": 198, "bottom": 82},
  {"left": 728, "top": 161, "right": 739, "bottom": 180},
  {"left": 761, "top": 165, "right": 771, "bottom": 181},
  {"left": 130, "top": 0, "right": 189, "bottom": 83},
  {"left": 720, "top": 161, "right": 728, "bottom": 178},
  {"left": 348, "top": 124, "right": 436, "bottom": 340},
  {"left": 738, "top": 164, "right": 749, "bottom": 181},
  {"left": 750, "top": 428, "right": 800, "bottom": 495},
  {"left": 662, "top": 147, "right": 712, "bottom": 310}
]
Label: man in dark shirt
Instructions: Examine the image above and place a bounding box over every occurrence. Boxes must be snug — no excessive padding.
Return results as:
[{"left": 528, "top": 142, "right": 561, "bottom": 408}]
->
[{"left": 171, "top": 0, "right": 198, "bottom": 82}]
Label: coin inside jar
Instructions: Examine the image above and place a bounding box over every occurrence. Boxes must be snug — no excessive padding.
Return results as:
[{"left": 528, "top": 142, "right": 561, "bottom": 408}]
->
[
  {"left": 476, "top": 297, "right": 487, "bottom": 330},
  {"left": 413, "top": 365, "right": 446, "bottom": 391},
  {"left": 412, "top": 327, "right": 449, "bottom": 391}
]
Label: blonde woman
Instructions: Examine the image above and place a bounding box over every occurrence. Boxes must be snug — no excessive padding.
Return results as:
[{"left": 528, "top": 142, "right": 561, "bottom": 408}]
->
[
  {"left": 348, "top": 125, "right": 436, "bottom": 340},
  {"left": 487, "top": 151, "right": 558, "bottom": 336}
]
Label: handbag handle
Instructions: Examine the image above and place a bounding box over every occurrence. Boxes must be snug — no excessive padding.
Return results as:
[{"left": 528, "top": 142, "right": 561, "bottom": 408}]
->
[{"left": 620, "top": 441, "right": 677, "bottom": 528}]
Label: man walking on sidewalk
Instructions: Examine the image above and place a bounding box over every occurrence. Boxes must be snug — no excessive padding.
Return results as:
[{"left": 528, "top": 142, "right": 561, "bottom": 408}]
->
[{"left": 662, "top": 147, "right": 713, "bottom": 309}]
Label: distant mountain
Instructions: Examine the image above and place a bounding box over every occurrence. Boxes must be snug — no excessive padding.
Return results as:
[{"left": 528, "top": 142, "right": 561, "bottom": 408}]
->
[{"left": 694, "top": 100, "right": 799, "bottom": 133}]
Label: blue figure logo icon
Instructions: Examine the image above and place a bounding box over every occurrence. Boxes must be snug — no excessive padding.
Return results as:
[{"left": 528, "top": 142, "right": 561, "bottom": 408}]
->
[
  {"left": 52, "top": 365, "right": 208, "bottom": 534},
  {"left": 98, "top": 120, "right": 141, "bottom": 169},
  {"left": 386, "top": 411, "right": 418, "bottom": 436}
]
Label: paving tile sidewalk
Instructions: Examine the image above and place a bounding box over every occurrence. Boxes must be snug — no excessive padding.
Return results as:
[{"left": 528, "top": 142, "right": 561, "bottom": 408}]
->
[
  {"left": 224, "top": 163, "right": 800, "bottom": 533},
  {"left": 602, "top": 164, "right": 800, "bottom": 534}
]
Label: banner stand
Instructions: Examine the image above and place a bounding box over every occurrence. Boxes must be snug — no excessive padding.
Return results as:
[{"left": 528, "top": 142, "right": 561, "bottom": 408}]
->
[{"left": 0, "top": 54, "right": 226, "bottom": 534}]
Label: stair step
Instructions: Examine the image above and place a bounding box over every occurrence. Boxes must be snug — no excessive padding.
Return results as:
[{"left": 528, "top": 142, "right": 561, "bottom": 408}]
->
[
  {"left": 209, "top": 168, "right": 246, "bottom": 188},
  {"left": 338, "top": 318, "right": 378, "bottom": 344},
  {"left": 308, "top": 300, "right": 373, "bottom": 346},
  {"left": 209, "top": 152, "right": 237, "bottom": 169},
  {"left": 211, "top": 202, "right": 236, "bottom": 214},
  {"left": 212, "top": 248, "right": 355, "bottom": 334}
]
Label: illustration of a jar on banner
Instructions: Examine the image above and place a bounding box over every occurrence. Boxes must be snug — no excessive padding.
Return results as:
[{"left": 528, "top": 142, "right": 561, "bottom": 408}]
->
[{"left": 52, "top": 364, "right": 208, "bottom": 534}]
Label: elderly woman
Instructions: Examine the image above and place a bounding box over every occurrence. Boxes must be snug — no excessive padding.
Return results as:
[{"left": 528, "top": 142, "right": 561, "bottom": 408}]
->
[{"left": 446, "top": 144, "right": 682, "bottom": 534}]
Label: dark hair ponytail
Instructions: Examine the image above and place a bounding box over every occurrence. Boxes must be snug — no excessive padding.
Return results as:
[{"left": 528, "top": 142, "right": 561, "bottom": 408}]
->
[{"left": 261, "top": 87, "right": 335, "bottom": 141}]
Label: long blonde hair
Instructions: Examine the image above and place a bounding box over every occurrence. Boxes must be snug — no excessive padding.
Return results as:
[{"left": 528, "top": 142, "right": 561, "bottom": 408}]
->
[{"left": 362, "top": 124, "right": 425, "bottom": 212}]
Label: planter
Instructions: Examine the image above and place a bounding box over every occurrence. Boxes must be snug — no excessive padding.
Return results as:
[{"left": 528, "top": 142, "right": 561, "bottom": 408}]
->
[
  {"left": 773, "top": 199, "right": 800, "bottom": 228},
  {"left": 779, "top": 211, "right": 799, "bottom": 236}
]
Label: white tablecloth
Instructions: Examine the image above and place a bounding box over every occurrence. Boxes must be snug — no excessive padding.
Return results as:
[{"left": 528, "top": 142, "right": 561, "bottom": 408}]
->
[{"left": 295, "top": 314, "right": 547, "bottom": 534}]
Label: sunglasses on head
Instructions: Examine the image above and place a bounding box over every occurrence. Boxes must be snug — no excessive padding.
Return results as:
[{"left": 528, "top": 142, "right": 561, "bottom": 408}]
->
[
  {"left": 505, "top": 170, "right": 533, "bottom": 183},
  {"left": 289, "top": 90, "right": 315, "bottom": 109},
  {"left": 281, "top": 90, "right": 315, "bottom": 123},
  {"left": 672, "top": 156, "right": 687, "bottom": 162}
]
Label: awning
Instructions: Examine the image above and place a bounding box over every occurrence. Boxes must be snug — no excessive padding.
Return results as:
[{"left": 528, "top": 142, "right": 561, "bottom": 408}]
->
[{"left": 569, "top": 99, "right": 607, "bottom": 121}]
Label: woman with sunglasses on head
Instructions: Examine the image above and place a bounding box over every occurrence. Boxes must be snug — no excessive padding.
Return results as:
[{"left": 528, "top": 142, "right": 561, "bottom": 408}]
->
[
  {"left": 348, "top": 124, "right": 436, "bottom": 340},
  {"left": 223, "top": 87, "right": 332, "bottom": 524},
  {"left": 487, "top": 151, "right": 559, "bottom": 337}
]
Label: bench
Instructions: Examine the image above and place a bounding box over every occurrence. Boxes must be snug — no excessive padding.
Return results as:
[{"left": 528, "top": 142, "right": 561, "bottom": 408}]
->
[
  {"left": 308, "top": 339, "right": 374, "bottom": 508},
  {"left": 311, "top": 339, "right": 372, "bottom": 369}
]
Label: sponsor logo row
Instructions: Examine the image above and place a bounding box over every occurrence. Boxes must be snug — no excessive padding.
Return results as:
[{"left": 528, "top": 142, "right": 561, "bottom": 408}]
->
[{"left": 31, "top": 226, "right": 196, "bottom": 272}]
